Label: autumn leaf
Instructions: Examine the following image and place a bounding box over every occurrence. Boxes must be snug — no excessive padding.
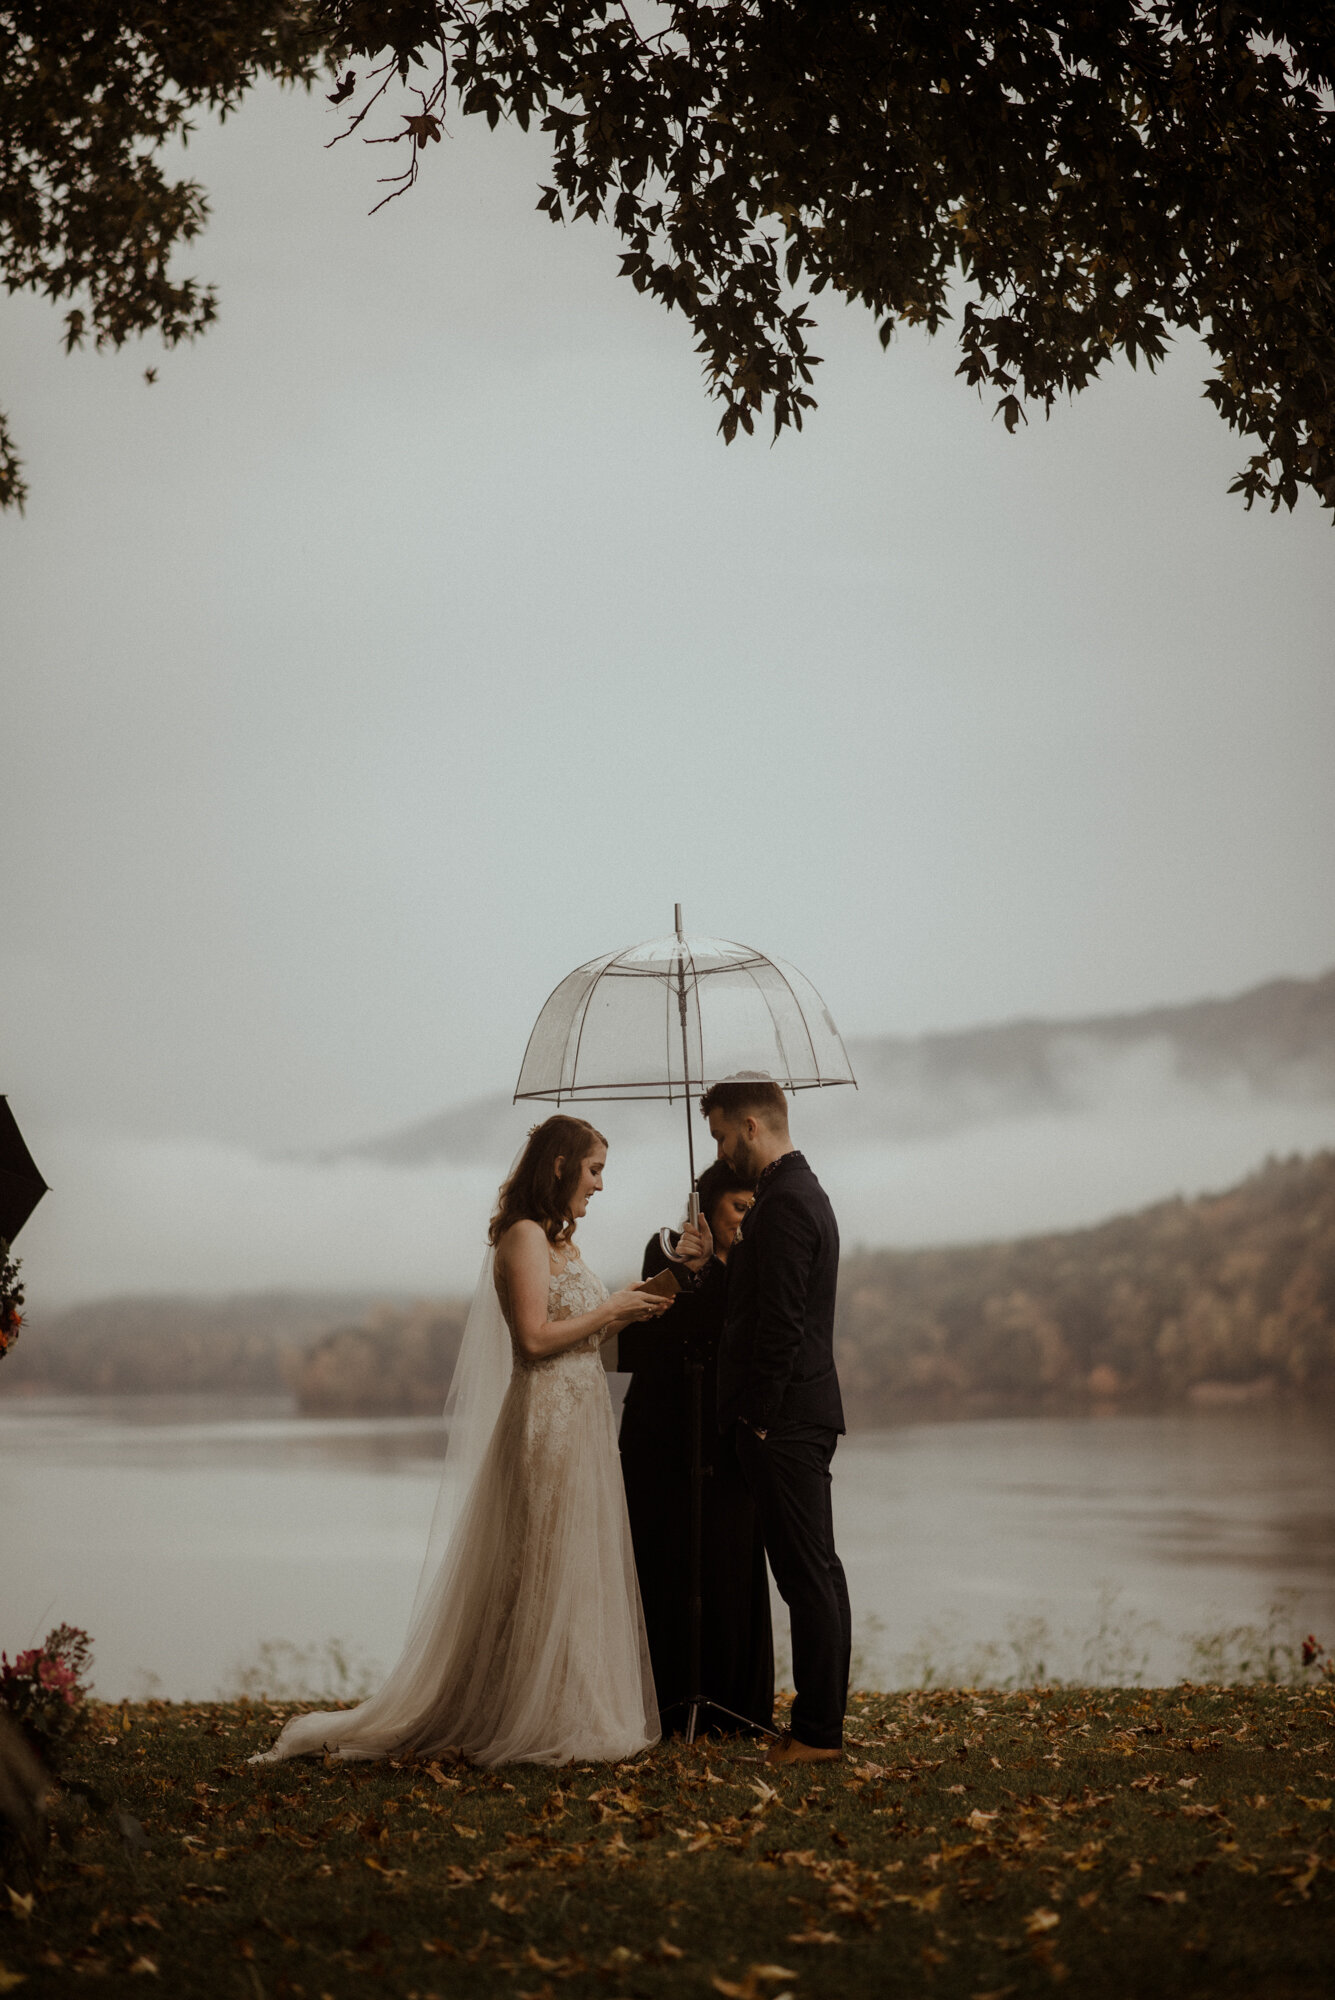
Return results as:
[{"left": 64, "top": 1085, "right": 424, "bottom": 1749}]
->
[
  {"left": 5, "top": 1892, "right": 33, "bottom": 1924},
  {"left": 712, "top": 1969, "right": 798, "bottom": 1999},
  {"left": 893, "top": 1886, "right": 945, "bottom": 1916},
  {"left": 0, "top": 1969, "right": 26, "bottom": 1994},
  {"left": 403, "top": 112, "right": 441, "bottom": 145},
  {"left": 787, "top": 1930, "right": 840, "bottom": 1946},
  {"left": 453, "top": 1822, "right": 479, "bottom": 1838},
  {"left": 127, "top": 1959, "right": 160, "bottom": 1978},
  {"left": 1023, "top": 1906, "right": 1061, "bottom": 1935}
]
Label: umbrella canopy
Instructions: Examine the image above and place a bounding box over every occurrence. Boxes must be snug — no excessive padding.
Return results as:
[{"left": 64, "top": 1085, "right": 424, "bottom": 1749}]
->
[
  {"left": 0, "top": 1097, "right": 49, "bottom": 1244},
  {"left": 515, "top": 909, "right": 855, "bottom": 1200},
  {"left": 515, "top": 914, "right": 856, "bottom": 1105}
]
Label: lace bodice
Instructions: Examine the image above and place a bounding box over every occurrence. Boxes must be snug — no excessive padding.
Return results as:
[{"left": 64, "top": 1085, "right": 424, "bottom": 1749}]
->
[{"left": 508, "top": 1253, "right": 608, "bottom": 1368}]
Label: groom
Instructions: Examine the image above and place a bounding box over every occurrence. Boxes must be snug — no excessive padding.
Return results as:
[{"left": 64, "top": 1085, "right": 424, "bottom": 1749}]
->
[{"left": 679, "top": 1076, "right": 851, "bottom": 1765}]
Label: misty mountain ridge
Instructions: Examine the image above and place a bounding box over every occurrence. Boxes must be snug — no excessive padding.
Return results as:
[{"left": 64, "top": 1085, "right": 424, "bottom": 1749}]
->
[
  {"left": 7, "top": 1152, "right": 1332, "bottom": 1419},
  {"left": 323, "top": 967, "right": 1335, "bottom": 1168}
]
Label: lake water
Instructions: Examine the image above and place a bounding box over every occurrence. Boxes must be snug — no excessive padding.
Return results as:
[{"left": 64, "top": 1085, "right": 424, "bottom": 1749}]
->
[{"left": 2, "top": 1396, "right": 1332, "bottom": 1700}]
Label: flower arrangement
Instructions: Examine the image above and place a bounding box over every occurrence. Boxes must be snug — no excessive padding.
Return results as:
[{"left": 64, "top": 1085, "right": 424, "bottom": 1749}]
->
[
  {"left": 0, "top": 1625, "right": 95, "bottom": 1763},
  {"left": 0, "top": 1237, "right": 23, "bottom": 1359}
]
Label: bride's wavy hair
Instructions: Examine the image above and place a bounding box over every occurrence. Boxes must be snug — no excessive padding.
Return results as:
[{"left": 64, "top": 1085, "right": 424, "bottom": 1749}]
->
[{"left": 488, "top": 1115, "right": 608, "bottom": 1248}]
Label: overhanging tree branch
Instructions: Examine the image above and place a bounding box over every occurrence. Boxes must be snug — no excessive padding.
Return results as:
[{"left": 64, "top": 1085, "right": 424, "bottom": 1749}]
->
[{"left": 3, "top": 2, "right": 1333, "bottom": 515}]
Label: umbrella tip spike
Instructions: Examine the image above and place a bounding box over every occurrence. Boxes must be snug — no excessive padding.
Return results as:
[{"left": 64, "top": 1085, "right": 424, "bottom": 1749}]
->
[{"left": 674, "top": 902, "right": 683, "bottom": 939}]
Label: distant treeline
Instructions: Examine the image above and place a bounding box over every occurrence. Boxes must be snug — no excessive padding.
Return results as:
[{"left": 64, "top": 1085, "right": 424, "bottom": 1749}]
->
[
  {"left": 835, "top": 1150, "right": 1335, "bottom": 1421},
  {"left": 286, "top": 1303, "right": 467, "bottom": 1416},
  {"left": 5, "top": 1154, "right": 1332, "bottom": 1421},
  {"left": 0, "top": 1291, "right": 403, "bottom": 1399}
]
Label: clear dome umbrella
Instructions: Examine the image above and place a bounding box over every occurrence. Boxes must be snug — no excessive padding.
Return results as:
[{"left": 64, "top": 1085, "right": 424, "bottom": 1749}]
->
[
  {"left": 514, "top": 905, "right": 857, "bottom": 1214},
  {"left": 515, "top": 908, "right": 855, "bottom": 1745}
]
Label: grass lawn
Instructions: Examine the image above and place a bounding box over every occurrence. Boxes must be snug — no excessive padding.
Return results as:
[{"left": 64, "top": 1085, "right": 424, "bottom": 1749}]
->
[{"left": 2, "top": 1684, "right": 1331, "bottom": 1999}]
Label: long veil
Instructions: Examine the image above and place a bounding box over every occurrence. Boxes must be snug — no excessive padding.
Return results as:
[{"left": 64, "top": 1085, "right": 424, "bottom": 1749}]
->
[
  {"left": 405, "top": 1241, "right": 512, "bottom": 1631},
  {"left": 249, "top": 1168, "right": 519, "bottom": 1766}
]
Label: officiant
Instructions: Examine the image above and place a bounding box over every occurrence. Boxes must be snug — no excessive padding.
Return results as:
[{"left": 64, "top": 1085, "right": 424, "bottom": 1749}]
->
[{"left": 617, "top": 1160, "right": 775, "bottom": 1736}]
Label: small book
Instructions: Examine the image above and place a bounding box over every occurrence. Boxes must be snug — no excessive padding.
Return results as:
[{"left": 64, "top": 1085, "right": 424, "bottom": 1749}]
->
[{"left": 639, "top": 1265, "right": 681, "bottom": 1300}]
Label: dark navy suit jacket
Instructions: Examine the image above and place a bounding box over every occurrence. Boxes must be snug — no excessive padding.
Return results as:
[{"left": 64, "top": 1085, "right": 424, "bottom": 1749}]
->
[{"left": 716, "top": 1151, "right": 844, "bottom": 1434}]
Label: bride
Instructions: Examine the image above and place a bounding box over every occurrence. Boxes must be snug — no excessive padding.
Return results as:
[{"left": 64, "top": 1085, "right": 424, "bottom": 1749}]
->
[{"left": 252, "top": 1115, "right": 671, "bottom": 1768}]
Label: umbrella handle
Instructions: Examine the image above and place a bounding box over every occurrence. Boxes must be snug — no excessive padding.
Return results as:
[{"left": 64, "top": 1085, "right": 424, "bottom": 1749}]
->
[{"left": 687, "top": 1190, "right": 700, "bottom": 1227}]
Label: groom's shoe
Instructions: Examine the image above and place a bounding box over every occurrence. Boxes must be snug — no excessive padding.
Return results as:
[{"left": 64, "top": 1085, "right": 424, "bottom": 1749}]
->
[{"left": 765, "top": 1731, "right": 842, "bottom": 1768}]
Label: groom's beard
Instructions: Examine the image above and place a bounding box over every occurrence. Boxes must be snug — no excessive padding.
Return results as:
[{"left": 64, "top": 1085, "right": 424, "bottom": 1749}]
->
[{"left": 725, "top": 1136, "right": 762, "bottom": 1188}]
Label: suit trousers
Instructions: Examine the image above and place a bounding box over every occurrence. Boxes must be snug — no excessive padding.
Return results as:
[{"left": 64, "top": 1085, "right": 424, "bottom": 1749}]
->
[{"left": 736, "top": 1421, "right": 851, "bottom": 1749}]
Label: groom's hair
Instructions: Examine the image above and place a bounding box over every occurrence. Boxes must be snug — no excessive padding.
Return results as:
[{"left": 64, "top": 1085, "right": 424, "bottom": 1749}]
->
[
  {"left": 698, "top": 1076, "right": 789, "bottom": 1128},
  {"left": 489, "top": 1114, "right": 607, "bottom": 1247}
]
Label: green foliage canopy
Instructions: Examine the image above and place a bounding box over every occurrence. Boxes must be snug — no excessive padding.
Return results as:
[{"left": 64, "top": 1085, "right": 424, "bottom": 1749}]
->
[{"left": 3, "top": 2, "right": 1333, "bottom": 515}]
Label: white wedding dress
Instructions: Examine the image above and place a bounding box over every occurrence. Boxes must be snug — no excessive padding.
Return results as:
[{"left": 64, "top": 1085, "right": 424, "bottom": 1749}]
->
[{"left": 253, "top": 1251, "right": 658, "bottom": 1768}]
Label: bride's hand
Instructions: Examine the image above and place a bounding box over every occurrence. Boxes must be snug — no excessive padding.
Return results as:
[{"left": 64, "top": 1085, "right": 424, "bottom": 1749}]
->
[{"left": 606, "top": 1286, "right": 673, "bottom": 1325}]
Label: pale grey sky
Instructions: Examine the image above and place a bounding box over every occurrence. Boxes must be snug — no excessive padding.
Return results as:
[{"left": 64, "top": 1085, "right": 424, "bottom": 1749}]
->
[{"left": 3, "top": 81, "right": 1333, "bottom": 1298}]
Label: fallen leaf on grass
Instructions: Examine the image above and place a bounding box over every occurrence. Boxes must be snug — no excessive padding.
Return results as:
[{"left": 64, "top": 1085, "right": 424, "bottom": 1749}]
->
[
  {"left": 5, "top": 1892, "right": 33, "bottom": 1923},
  {"left": 787, "top": 1931, "right": 840, "bottom": 1946},
  {"left": 1295, "top": 1796, "right": 1332, "bottom": 1812},
  {"left": 363, "top": 1857, "right": 407, "bottom": 1878},
  {"left": 711, "top": 1973, "right": 797, "bottom": 2000},
  {"left": 1273, "top": 1854, "right": 1322, "bottom": 1899},
  {"left": 893, "top": 1887, "right": 945, "bottom": 1916},
  {"left": 1142, "top": 1890, "right": 1188, "bottom": 1905},
  {"left": 127, "top": 1958, "right": 159, "bottom": 1977},
  {"left": 654, "top": 1937, "right": 684, "bottom": 1960},
  {"left": 1175, "top": 1777, "right": 1198, "bottom": 1791},
  {"left": 453, "top": 1823, "right": 479, "bottom": 1838},
  {"left": 0, "top": 1970, "right": 26, "bottom": 1994},
  {"left": 966, "top": 1809, "right": 999, "bottom": 1830},
  {"left": 970, "top": 1988, "right": 1016, "bottom": 2000},
  {"left": 1023, "top": 1908, "right": 1060, "bottom": 1935}
]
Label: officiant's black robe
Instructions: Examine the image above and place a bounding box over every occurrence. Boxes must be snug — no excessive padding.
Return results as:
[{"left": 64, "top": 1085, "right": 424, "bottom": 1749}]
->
[{"left": 617, "top": 1240, "right": 774, "bottom": 1736}]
